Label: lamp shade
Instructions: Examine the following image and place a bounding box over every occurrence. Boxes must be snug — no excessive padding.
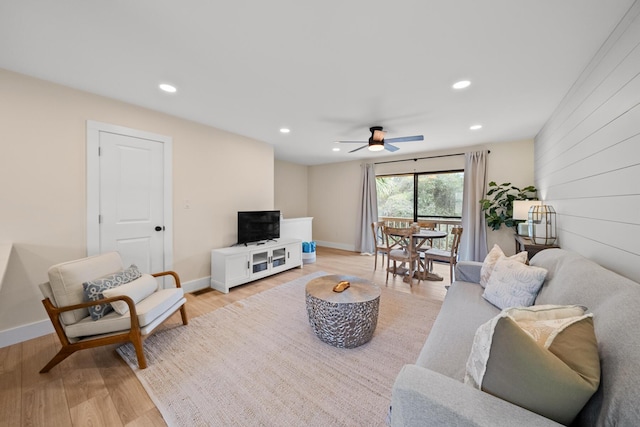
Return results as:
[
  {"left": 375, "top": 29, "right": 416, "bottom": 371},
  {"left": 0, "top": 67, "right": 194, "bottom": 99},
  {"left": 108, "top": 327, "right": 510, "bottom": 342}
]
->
[
  {"left": 528, "top": 205, "right": 557, "bottom": 245},
  {"left": 513, "top": 200, "right": 541, "bottom": 221}
]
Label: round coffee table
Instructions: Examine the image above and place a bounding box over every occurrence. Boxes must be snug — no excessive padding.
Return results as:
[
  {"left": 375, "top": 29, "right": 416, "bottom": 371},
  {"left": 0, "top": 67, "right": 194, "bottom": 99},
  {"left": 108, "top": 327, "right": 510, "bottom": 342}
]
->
[{"left": 305, "top": 275, "right": 381, "bottom": 348}]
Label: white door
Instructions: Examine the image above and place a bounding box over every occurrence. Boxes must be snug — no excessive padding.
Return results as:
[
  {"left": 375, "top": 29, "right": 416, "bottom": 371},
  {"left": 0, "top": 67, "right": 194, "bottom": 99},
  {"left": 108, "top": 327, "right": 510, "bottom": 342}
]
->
[{"left": 87, "top": 121, "right": 173, "bottom": 275}]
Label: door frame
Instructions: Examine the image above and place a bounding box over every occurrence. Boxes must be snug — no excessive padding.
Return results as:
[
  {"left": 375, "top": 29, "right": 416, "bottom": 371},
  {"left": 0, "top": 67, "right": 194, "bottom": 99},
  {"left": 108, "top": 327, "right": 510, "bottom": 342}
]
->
[{"left": 86, "top": 120, "right": 173, "bottom": 271}]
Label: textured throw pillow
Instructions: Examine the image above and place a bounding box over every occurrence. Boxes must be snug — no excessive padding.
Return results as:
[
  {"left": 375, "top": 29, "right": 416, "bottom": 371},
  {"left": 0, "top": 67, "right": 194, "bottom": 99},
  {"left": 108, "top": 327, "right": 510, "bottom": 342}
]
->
[
  {"left": 465, "top": 305, "right": 600, "bottom": 425},
  {"left": 82, "top": 265, "right": 141, "bottom": 320},
  {"left": 102, "top": 274, "right": 158, "bottom": 315},
  {"left": 480, "top": 244, "right": 528, "bottom": 288},
  {"left": 482, "top": 258, "right": 547, "bottom": 309}
]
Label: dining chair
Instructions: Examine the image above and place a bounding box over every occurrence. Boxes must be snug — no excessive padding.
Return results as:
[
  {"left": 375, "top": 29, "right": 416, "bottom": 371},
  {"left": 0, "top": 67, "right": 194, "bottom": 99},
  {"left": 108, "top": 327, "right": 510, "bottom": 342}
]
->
[
  {"left": 422, "top": 226, "right": 463, "bottom": 283},
  {"left": 371, "top": 221, "right": 388, "bottom": 270},
  {"left": 383, "top": 224, "right": 422, "bottom": 285}
]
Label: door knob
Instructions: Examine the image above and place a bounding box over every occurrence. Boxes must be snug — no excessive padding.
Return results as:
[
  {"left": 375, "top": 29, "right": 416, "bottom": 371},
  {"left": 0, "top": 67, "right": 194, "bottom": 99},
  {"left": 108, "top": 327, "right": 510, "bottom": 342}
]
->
[{"left": 155, "top": 226, "right": 164, "bottom": 232}]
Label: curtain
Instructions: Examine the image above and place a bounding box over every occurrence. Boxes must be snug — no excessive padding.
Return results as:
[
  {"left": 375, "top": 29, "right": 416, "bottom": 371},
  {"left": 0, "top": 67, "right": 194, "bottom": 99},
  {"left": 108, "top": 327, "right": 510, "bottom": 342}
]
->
[
  {"left": 459, "top": 151, "right": 488, "bottom": 261},
  {"left": 355, "top": 163, "right": 378, "bottom": 254}
]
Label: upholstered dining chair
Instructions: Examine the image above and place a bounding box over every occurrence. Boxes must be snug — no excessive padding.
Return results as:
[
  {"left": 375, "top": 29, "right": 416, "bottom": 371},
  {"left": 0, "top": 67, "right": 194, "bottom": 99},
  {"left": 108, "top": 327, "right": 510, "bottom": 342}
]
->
[
  {"left": 383, "top": 224, "right": 422, "bottom": 285},
  {"left": 422, "top": 226, "right": 463, "bottom": 283},
  {"left": 39, "top": 251, "right": 188, "bottom": 373},
  {"left": 371, "top": 221, "right": 388, "bottom": 270}
]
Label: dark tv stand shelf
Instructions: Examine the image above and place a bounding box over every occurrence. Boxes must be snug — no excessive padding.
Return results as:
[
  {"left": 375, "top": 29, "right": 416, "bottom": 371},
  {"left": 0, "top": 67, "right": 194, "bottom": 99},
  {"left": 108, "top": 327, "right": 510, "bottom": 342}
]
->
[{"left": 211, "top": 238, "right": 302, "bottom": 293}]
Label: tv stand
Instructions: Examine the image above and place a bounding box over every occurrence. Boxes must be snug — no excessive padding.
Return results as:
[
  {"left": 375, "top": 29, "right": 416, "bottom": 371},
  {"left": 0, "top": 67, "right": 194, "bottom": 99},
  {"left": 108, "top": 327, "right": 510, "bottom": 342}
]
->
[{"left": 211, "top": 238, "right": 302, "bottom": 293}]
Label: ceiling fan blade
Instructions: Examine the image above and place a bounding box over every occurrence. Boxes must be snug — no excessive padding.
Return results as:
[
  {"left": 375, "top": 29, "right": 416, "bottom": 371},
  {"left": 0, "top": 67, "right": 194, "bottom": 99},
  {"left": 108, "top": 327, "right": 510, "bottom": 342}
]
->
[
  {"left": 337, "top": 140, "right": 368, "bottom": 144},
  {"left": 349, "top": 145, "right": 369, "bottom": 153},
  {"left": 384, "top": 143, "right": 400, "bottom": 152},
  {"left": 385, "top": 135, "right": 424, "bottom": 143}
]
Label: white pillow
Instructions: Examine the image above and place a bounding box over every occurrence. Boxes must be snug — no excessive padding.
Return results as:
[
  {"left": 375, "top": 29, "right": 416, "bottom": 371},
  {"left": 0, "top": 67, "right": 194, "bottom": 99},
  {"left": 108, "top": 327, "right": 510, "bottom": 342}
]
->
[
  {"left": 482, "top": 258, "right": 547, "bottom": 309},
  {"left": 480, "top": 244, "right": 528, "bottom": 288},
  {"left": 102, "top": 274, "right": 158, "bottom": 315}
]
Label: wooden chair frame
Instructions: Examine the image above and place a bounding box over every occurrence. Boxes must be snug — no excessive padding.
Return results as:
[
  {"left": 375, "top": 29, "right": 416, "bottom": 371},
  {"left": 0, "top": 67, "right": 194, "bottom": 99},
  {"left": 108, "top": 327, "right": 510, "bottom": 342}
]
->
[
  {"left": 371, "top": 221, "right": 388, "bottom": 270},
  {"left": 40, "top": 271, "right": 188, "bottom": 373},
  {"left": 384, "top": 225, "right": 422, "bottom": 285},
  {"left": 423, "top": 227, "right": 463, "bottom": 283}
]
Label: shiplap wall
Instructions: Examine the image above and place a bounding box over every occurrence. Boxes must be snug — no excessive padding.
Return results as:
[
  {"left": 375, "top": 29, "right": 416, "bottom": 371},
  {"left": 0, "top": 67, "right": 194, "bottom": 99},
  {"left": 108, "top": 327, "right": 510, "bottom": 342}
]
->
[{"left": 534, "top": 1, "right": 640, "bottom": 283}]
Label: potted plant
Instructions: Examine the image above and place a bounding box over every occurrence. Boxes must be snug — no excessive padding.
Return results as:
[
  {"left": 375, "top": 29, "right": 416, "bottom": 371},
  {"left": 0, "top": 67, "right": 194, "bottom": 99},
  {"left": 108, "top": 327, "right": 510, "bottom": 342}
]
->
[{"left": 480, "top": 182, "right": 537, "bottom": 231}]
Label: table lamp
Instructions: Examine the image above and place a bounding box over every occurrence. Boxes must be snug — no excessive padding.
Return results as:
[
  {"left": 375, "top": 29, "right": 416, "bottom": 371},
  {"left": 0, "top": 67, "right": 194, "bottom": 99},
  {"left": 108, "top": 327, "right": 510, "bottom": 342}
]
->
[
  {"left": 513, "top": 200, "right": 541, "bottom": 236},
  {"left": 528, "top": 204, "right": 557, "bottom": 245}
]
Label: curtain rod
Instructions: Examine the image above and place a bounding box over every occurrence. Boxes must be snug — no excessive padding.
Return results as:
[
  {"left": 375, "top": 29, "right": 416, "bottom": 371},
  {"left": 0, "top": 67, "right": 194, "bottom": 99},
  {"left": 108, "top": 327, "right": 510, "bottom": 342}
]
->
[{"left": 374, "top": 150, "right": 490, "bottom": 166}]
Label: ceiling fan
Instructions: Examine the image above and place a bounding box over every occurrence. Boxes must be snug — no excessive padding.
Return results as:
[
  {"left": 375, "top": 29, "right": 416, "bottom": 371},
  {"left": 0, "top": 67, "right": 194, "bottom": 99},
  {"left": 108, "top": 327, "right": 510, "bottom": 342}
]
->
[{"left": 336, "top": 126, "right": 424, "bottom": 153}]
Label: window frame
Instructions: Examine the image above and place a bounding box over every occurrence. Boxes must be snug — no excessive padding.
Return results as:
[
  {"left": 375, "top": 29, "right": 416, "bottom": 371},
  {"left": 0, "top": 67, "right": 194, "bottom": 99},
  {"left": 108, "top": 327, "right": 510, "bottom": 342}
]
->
[{"left": 377, "top": 169, "right": 464, "bottom": 222}]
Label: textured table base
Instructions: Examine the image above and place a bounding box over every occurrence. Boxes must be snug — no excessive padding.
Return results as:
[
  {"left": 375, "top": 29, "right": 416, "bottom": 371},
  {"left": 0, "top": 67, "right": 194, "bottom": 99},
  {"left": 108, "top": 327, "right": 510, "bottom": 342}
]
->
[{"left": 305, "top": 291, "right": 380, "bottom": 348}]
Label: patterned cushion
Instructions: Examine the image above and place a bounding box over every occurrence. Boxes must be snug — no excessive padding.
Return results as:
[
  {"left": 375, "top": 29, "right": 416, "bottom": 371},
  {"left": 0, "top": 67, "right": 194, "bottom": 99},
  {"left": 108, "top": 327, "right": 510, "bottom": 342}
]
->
[
  {"left": 465, "top": 305, "right": 600, "bottom": 425},
  {"left": 480, "top": 244, "right": 528, "bottom": 288},
  {"left": 482, "top": 258, "right": 547, "bottom": 309},
  {"left": 82, "top": 265, "right": 141, "bottom": 320}
]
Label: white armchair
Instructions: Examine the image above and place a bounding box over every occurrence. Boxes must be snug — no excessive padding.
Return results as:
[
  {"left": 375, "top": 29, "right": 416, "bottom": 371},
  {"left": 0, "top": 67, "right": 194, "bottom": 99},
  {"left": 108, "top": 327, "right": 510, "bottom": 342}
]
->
[{"left": 39, "top": 252, "right": 188, "bottom": 373}]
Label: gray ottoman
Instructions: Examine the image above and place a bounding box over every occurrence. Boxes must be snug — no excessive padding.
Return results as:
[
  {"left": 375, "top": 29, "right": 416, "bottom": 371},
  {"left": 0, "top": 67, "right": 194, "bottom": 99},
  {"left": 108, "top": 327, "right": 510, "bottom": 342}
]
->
[{"left": 305, "top": 275, "right": 381, "bottom": 348}]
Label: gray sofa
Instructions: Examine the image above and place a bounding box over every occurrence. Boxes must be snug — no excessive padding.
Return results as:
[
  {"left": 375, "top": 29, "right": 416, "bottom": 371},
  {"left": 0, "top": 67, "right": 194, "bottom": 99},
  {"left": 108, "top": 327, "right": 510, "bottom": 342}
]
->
[{"left": 390, "top": 249, "right": 640, "bottom": 426}]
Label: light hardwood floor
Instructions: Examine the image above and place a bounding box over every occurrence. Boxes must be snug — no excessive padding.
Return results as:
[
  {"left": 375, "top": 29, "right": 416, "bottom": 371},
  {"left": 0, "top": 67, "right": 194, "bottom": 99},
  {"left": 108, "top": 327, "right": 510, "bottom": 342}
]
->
[{"left": 0, "top": 247, "right": 450, "bottom": 426}]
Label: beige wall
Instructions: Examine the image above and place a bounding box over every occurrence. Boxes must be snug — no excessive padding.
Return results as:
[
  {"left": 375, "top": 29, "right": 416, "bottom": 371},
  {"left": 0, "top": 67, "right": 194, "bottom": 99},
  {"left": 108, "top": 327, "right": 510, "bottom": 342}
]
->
[
  {"left": 308, "top": 140, "right": 535, "bottom": 255},
  {"left": 0, "top": 69, "right": 274, "bottom": 334},
  {"left": 274, "top": 159, "right": 308, "bottom": 218}
]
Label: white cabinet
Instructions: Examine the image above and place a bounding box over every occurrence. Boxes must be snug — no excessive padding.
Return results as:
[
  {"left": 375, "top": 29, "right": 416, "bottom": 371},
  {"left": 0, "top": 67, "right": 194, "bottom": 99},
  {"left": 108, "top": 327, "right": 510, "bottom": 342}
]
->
[{"left": 211, "top": 238, "right": 302, "bottom": 293}]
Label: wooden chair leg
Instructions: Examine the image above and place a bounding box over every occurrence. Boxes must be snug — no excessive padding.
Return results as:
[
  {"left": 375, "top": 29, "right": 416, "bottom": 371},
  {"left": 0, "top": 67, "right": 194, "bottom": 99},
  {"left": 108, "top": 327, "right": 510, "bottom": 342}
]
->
[
  {"left": 131, "top": 335, "right": 147, "bottom": 369},
  {"left": 180, "top": 305, "right": 189, "bottom": 325},
  {"left": 374, "top": 251, "right": 378, "bottom": 270},
  {"left": 40, "top": 346, "right": 77, "bottom": 373}
]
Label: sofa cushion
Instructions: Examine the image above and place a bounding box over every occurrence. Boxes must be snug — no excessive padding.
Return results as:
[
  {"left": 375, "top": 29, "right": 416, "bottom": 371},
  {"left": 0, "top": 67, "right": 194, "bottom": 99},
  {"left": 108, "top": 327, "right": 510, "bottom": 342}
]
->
[
  {"left": 47, "top": 252, "right": 124, "bottom": 325},
  {"left": 416, "top": 280, "right": 500, "bottom": 381},
  {"left": 82, "top": 265, "right": 142, "bottom": 320},
  {"left": 102, "top": 274, "right": 158, "bottom": 315},
  {"left": 465, "top": 305, "right": 600, "bottom": 425},
  {"left": 482, "top": 258, "right": 547, "bottom": 309},
  {"left": 480, "top": 244, "right": 528, "bottom": 288},
  {"left": 531, "top": 249, "right": 640, "bottom": 426}
]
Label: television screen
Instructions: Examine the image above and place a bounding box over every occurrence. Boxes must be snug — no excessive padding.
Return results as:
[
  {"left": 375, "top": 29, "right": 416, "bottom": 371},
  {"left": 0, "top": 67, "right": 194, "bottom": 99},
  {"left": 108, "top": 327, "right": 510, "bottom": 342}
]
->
[{"left": 237, "top": 211, "right": 280, "bottom": 244}]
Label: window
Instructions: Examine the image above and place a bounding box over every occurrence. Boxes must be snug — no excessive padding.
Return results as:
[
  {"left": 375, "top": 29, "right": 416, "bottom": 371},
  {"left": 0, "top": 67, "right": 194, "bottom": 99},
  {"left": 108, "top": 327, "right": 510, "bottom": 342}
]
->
[{"left": 377, "top": 170, "right": 464, "bottom": 220}]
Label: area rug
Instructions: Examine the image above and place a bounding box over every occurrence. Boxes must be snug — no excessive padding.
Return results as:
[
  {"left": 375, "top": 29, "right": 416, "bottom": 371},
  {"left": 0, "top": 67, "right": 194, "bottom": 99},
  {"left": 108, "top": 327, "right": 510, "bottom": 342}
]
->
[{"left": 117, "top": 271, "right": 442, "bottom": 426}]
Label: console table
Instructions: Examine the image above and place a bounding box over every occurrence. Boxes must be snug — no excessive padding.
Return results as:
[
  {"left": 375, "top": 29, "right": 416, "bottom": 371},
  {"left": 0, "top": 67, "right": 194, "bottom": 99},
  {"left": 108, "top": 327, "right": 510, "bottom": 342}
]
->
[
  {"left": 514, "top": 234, "right": 560, "bottom": 260},
  {"left": 211, "top": 238, "right": 302, "bottom": 293}
]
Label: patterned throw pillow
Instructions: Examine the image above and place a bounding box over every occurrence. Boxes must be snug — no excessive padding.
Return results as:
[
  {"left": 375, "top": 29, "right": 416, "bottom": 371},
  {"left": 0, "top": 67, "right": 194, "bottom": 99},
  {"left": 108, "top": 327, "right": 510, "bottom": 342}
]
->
[
  {"left": 465, "top": 305, "right": 600, "bottom": 425},
  {"left": 480, "top": 244, "right": 528, "bottom": 288},
  {"left": 482, "top": 258, "right": 547, "bottom": 309},
  {"left": 82, "top": 265, "right": 142, "bottom": 320}
]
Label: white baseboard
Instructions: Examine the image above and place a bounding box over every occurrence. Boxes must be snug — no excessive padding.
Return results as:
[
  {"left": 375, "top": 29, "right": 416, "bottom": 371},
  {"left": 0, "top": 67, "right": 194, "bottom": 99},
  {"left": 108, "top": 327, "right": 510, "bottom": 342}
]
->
[
  {"left": 182, "top": 276, "right": 211, "bottom": 293},
  {"left": 0, "top": 319, "right": 54, "bottom": 349},
  {"left": 315, "top": 240, "right": 356, "bottom": 252}
]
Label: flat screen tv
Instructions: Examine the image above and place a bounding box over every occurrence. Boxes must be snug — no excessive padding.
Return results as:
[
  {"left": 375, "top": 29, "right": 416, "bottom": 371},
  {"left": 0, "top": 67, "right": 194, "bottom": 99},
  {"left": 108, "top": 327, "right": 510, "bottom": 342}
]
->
[{"left": 237, "top": 210, "right": 280, "bottom": 245}]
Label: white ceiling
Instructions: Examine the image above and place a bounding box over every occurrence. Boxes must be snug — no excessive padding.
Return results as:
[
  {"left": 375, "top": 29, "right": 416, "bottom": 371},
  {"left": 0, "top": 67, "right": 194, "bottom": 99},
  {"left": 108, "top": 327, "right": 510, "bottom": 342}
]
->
[{"left": 0, "top": 1, "right": 634, "bottom": 165}]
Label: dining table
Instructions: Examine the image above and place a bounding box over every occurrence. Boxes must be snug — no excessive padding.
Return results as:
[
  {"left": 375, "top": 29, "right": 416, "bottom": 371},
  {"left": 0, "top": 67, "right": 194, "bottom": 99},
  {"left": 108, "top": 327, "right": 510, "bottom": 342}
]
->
[
  {"left": 412, "top": 229, "right": 448, "bottom": 281},
  {"left": 387, "top": 228, "right": 448, "bottom": 282}
]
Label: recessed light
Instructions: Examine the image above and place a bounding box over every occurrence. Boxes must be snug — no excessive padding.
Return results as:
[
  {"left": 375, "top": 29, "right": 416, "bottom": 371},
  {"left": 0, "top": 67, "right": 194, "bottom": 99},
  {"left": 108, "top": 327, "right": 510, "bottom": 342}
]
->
[
  {"left": 159, "top": 83, "right": 177, "bottom": 93},
  {"left": 280, "top": 128, "right": 290, "bottom": 134},
  {"left": 452, "top": 80, "right": 471, "bottom": 90},
  {"left": 470, "top": 124, "right": 483, "bottom": 130},
  {"left": 332, "top": 147, "right": 340, "bottom": 152}
]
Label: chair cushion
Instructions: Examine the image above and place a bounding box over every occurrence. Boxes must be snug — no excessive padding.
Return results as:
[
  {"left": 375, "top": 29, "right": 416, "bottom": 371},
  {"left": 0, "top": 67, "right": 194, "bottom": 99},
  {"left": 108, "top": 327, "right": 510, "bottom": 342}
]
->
[
  {"left": 424, "top": 248, "right": 450, "bottom": 258},
  {"left": 82, "top": 265, "right": 142, "bottom": 320},
  {"left": 102, "top": 274, "right": 158, "bottom": 315},
  {"left": 64, "top": 287, "right": 185, "bottom": 338},
  {"left": 48, "top": 252, "right": 124, "bottom": 325}
]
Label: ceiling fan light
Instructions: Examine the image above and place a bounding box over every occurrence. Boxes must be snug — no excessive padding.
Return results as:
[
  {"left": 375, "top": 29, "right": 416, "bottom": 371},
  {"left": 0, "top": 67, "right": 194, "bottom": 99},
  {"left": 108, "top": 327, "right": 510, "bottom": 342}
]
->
[{"left": 368, "top": 142, "right": 385, "bottom": 151}]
